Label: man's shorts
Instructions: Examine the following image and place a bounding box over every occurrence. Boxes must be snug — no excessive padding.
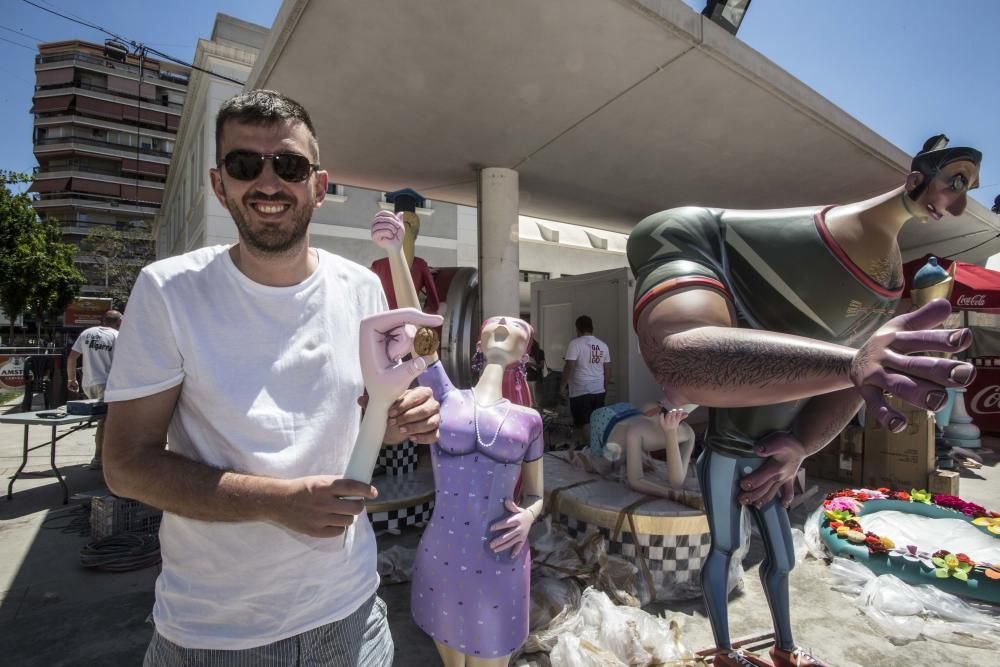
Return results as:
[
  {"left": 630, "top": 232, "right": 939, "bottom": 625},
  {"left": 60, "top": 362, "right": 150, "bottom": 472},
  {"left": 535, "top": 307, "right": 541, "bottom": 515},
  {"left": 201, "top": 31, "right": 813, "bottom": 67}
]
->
[
  {"left": 143, "top": 594, "right": 393, "bottom": 667},
  {"left": 569, "top": 392, "right": 606, "bottom": 427},
  {"left": 83, "top": 384, "right": 106, "bottom": 401}
]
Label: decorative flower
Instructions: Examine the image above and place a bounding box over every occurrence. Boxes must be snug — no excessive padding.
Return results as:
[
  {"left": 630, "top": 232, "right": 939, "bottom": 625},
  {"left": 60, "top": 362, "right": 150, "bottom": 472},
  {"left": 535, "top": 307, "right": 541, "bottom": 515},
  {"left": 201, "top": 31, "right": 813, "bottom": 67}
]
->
[
  {"left": 931, "top": 550, "right": 974, "bottom": 581},
  {"left": 889, "top": 544, "right": 933, "bottom": 567},
  {"left": 977, "top": 562, "right": 1000, "bottom": 580},
  {"left": 877, "top": 487, "right": 891, "bottom": 495},
  {"left": 823, "top": 509, "right": 855, "bottom": 525},
  {"left": 892, "top": 491, "right": 911, "bottom": 501},
  {"left": 865, "top": 533, "right": 889, "bottom": 554},
  {"left": 972, "top": 516, "right": 1000, "bottom": 535},
  {"left": 825, "top": 497, "right": 861, "bottom": 514},
  {"left": 846, "top": 530, "right": 866, "bottom": 544},
  {"left": 933, "top": 495, "right": 988, "bottom": 518},
  {"left": 910, "top": 489, "right": 932, "bottom": 504}
]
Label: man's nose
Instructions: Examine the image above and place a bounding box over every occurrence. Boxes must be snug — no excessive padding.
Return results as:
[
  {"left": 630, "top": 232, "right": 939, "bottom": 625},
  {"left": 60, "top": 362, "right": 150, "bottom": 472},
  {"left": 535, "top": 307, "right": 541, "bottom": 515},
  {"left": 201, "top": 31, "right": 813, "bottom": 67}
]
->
[{"left": 253, "top": 160, "right": 283, "bottom": 193}]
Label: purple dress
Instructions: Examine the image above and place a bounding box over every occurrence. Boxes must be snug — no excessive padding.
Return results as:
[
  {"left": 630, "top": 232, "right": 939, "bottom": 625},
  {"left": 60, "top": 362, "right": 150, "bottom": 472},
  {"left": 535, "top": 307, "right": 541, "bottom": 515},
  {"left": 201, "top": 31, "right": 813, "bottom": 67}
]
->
[{"left": 411, "top": 362, "right": 544, "bottom": 658}]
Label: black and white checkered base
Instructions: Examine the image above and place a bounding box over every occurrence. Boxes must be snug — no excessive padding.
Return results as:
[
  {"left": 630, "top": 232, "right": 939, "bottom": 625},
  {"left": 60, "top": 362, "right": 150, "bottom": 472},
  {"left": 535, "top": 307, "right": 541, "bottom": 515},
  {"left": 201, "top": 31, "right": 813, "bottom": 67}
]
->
[
  {"left": 377, "top": 441, "right": 419, "bottom": 475},
  {"left": 556, "top": 514, "right": 711, "bottom": 601},
  {"left": 368, "top": 500, "right": 434, "bottom": 533}
]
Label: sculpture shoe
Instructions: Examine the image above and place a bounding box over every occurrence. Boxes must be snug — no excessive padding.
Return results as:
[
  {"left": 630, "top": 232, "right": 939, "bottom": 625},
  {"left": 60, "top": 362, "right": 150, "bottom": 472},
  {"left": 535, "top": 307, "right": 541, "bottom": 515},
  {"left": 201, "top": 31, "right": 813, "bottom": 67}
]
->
[
  {"left": 769, "top": 646, "right": 828, "bottom": 667},
  {"left": 712, "top": 648, "right": 773, "bottom": 667}
]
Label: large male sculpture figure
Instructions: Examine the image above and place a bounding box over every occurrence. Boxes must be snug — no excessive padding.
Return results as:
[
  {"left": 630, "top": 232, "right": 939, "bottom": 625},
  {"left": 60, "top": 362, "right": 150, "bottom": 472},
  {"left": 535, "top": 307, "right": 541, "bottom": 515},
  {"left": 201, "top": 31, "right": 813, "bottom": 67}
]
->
[{"left": 628, "top": 140, "right": 982, "bottom": 666}]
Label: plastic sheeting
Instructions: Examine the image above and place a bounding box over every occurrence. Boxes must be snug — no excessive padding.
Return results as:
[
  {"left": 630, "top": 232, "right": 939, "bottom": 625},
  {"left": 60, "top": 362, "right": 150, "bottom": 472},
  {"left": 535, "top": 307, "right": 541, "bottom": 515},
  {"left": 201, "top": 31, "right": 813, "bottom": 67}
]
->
[
  {"left": 532, "top": 587, "right": 696, "bottom": 666},
  {"left": 829, "top": 556, "right": 1000, "bottom": 648},
  {"left": 860, "top": 510, "right": 1000, "bottom": 564}
]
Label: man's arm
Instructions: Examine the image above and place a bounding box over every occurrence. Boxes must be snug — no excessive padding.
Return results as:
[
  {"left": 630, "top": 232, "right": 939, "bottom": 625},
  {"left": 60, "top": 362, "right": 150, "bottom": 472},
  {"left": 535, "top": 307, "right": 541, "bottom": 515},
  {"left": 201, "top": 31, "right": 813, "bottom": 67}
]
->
[
  {"left": 603, "top": 361, "right": 612, "bottom": 391},
  {"left": 103, "top": 387, "right": 375, "bottom": 538},
  {"left": 561, "top": 359, "right": 576, "bottom": 393},
  {"left": 66, "top": 350, "right": 81, "bottom": 393}
]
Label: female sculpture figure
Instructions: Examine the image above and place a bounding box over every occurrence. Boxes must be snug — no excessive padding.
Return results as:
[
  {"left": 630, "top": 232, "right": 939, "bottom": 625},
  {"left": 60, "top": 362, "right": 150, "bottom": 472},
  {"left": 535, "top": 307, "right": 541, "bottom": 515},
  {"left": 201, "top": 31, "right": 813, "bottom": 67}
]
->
[{"left": 372, "top": 210, "right": 544, "bottom": 666}]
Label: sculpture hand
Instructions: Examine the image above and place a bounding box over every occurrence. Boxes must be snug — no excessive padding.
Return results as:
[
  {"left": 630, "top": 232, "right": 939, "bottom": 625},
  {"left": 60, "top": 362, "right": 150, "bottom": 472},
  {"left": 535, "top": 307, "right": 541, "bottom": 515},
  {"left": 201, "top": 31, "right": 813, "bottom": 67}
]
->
[
  {"left": 658, "top": 408, "right": 688, "bottom": 431},
  {"left": 371, "top": 210, "right": 406, "bottom": 252},
  {"left": 851, "top": 298, "right": 974, "bottom": 432},
  {"left": 489, "top": 498, "right": 535, "bottom": 557},
  {"left": 738, "top": 431, "right": 804, "bottom": 508},
  {"left": 360, "top": 308, "right": 443, "bottom": 405}
]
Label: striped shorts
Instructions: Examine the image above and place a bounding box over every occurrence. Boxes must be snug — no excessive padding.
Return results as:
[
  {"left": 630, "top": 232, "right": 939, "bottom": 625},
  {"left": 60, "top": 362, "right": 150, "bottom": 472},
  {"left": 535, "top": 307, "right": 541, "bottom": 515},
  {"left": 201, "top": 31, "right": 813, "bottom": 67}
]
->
[{"left": 143, "top": 595, "right": 393, "bottom": 667}]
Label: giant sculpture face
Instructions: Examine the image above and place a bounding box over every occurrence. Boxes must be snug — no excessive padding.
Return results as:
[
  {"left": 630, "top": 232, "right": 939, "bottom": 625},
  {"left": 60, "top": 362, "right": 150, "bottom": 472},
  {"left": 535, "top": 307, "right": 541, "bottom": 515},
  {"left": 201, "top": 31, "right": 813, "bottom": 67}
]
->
[
  {"left": 906, "top": 159, "right": 980, "bottom": 221},
  {"left": 480, "top": 316, "right": 532, "bottom": 366}
]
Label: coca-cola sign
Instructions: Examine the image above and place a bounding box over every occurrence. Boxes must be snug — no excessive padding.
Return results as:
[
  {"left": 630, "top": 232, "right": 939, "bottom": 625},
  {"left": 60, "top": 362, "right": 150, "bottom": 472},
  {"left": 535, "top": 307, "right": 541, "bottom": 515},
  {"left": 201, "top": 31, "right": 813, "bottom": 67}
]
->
[
  {"left": 956, "top": 293, "right": 988, "bottom": 308},
  {"left": 970, "top": 384, "right": 1000, "bottom": 415}
]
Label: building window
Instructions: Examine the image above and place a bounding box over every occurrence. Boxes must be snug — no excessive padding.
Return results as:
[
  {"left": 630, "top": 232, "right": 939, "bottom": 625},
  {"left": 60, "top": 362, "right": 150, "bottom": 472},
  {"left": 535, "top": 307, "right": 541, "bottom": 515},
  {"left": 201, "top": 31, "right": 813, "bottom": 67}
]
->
[
  {"left": 520, "top": 270, "right": 549, "bottom": 284},
  {"left": 325, "top": 183, "right": 347, "bottom": 201}
]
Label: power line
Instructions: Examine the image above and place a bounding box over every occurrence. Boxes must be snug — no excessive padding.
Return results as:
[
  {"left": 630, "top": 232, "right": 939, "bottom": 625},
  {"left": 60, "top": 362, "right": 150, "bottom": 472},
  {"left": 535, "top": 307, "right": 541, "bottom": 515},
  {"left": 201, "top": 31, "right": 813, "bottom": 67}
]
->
[
  {"left": 0, "top": 24, "right": 46, "bottom": 43},
  {"left": 0, "top": 34, "right": 36, "bottom": 52},
  {"left": 19, "top": 0, "right": 246, "bottom": 86}
]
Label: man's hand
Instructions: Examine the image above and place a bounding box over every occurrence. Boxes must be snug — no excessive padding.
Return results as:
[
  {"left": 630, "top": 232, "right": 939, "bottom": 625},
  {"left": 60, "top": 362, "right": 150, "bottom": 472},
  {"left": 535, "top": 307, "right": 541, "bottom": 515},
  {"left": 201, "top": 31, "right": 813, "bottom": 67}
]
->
[
  {"left": 371, "top": 211, "right": 405, "bottom": 252},
  {"left": 851, "top": 298, "right": 974, "bottom": 433},
  {"left": 273, "top": 476, "right": 378, "bottom": 538},
  {"left": 67, "top": 378, "right": 80, "bottom": 393},
  {"left": 384, "top": 386, "right": 440, "bottom": 445},
  {"left": 738, "top": 432, "right": 804, "bottom": 508}
]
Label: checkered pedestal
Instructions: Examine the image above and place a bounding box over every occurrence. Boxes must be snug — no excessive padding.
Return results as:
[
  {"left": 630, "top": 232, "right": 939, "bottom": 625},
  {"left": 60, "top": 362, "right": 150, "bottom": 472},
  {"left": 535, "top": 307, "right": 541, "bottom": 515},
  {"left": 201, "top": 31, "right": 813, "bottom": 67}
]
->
[
  {"left": 377, "top": 440, "right": 419, "bottom": 475},
  {"left": 367, "top": 468, "right": 435, "bottom": 535},
  {"left": 556, "top": 513, "right": 711, "bottom": 601},
  {"left": 369, "top": 500, "right": 434, "bottom": 533}
]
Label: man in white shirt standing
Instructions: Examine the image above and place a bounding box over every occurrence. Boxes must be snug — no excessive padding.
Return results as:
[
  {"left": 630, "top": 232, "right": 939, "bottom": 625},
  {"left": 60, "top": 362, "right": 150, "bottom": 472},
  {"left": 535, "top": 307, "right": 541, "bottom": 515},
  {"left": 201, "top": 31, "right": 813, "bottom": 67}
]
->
[
  {"left": 102, "top": 90, "right": 441, "bottom": 666},
  {"left": 67, "top": 309, "right": 122, "bottom": 469},
  {"left": 561, "top": 315, "right": 611, "bottom": 448}
]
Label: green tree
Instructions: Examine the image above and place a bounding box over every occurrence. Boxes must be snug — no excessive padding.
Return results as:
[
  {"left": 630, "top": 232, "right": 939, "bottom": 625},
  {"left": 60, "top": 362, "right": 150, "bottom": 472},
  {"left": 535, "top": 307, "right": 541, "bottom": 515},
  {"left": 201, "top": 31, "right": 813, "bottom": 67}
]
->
[
  {"left": 0, "top": 170, "right": 85, "bottom": 340},
  {"left": 84, "top": 223, "right": 155, "bottom": 310}
]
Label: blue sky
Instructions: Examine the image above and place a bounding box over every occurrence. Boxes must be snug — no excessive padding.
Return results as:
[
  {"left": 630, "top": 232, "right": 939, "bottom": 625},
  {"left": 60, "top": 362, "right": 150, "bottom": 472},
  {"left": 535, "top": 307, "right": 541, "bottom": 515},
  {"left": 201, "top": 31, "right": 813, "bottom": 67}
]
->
[{"left": 2, "top": 0, "right": 998, "bottom": 210}]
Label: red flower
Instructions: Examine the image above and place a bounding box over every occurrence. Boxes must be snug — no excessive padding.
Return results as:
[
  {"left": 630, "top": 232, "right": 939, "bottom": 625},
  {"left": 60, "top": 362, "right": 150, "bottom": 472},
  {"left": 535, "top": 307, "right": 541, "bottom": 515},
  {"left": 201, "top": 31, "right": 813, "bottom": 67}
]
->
[
  {"left": 957, "top": 553, "right": 975, "bottom": 566},
  {"left": 829, "top": 521, "right": 843, "bottom": 530},
  {"left": 877, "top": 487, "right": 891, "bottom": 495},
  {"left": 856, "top": 493, "right": 871, "bottom": 501},
  {"left": 893, "top": 491, "right": 910, "bottom": 501},
  {"left": 865, "top": 533, "right": 888, "bottom": 554}
]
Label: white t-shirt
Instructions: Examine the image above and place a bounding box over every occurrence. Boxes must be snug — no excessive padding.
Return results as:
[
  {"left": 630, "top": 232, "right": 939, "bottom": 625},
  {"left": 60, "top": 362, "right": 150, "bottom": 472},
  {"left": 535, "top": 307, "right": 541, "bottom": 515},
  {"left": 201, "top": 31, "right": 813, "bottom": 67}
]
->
[
  {"left": 564, "top": 335, "right": 611, "bottom": 397},
  {"left": 71, "top": 325, "right": 118, "bottom": 389},
  {"left": 105, "top": 246, "right": 387, "bottom": 650}
]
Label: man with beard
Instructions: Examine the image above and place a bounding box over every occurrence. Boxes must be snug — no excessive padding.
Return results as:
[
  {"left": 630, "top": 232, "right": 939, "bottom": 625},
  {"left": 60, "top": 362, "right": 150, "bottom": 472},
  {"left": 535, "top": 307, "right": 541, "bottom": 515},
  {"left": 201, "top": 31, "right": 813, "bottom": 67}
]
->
[
  {"left": 102, "top": 90, "right": 440, "bottom": 666},
  {"left": 628, "top": 138, "right": 981, "bottom": 666}
]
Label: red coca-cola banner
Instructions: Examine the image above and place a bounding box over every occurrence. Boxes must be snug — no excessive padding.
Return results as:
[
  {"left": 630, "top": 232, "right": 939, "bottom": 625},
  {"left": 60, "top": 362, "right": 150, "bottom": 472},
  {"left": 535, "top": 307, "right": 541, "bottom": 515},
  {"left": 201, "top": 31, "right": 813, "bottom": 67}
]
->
[{"left": 965, "top": 358, "right": 1000, "bottom": 434}]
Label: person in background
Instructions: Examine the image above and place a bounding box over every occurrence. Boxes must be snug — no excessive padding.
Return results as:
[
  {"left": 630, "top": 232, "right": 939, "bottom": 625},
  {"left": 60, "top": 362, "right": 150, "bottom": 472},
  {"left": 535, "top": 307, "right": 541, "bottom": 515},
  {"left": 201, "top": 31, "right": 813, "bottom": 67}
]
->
[
  {"left": 561, "top": 315, "right": 611, "bottom": 448},
  {"left": 66, "top": 309, "right": 122, "bottom": 469}
]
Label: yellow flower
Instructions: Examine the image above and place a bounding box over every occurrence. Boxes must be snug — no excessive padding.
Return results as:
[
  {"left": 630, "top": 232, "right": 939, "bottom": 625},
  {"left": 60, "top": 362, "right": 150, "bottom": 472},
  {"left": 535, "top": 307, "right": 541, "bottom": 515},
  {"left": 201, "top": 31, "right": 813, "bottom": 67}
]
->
[
  {"left": 972, "top": 517, "right": 1000, "bottom": 535},
  {"left": 880, "top": 536, "right": 895, "bottom": 550}
]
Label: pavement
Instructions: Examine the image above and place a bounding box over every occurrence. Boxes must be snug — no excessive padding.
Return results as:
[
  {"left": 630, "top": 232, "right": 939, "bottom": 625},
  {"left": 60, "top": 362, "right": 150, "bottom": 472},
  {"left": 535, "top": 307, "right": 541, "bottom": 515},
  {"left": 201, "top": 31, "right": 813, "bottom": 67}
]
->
[{"left": 1, "top": 393, "right": 999, "bottom": 666}]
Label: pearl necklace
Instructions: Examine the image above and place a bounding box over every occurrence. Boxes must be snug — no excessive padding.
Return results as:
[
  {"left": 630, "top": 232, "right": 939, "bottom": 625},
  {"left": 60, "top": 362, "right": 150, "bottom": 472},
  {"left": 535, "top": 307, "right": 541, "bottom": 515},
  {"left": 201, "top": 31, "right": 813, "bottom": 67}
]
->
[{"left": 473, "top": 394, "right": 512, "bottom": 448}]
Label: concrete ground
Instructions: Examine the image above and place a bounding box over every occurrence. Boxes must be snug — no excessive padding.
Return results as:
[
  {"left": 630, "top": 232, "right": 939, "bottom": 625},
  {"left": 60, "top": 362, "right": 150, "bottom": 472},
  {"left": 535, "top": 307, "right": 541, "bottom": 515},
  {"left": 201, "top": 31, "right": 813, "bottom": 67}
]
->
[{"left": 1, "top": 396, "right": 998, "bottom": 666}]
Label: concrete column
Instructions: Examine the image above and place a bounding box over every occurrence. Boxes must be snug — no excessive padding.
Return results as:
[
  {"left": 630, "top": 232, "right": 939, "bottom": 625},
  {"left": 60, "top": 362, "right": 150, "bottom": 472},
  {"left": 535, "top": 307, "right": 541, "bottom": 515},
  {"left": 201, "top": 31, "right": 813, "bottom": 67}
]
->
[{"left": 478, "top": 168, "right": 520, "bottom": 318}]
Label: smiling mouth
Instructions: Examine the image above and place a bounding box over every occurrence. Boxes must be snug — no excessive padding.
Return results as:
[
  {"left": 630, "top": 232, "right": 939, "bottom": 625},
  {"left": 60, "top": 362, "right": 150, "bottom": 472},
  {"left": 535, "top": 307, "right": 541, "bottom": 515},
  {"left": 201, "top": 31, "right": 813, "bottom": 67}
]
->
[{"left": 250, "top": 202, "right": 291, "bottom": 216}]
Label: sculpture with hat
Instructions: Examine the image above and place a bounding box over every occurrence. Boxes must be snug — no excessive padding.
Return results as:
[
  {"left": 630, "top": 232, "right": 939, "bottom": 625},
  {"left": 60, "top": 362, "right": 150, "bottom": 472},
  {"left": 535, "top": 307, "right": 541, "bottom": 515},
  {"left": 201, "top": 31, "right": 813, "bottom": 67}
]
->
[{"left": 370, "top": 188, "right": 442, "bottom": 315}]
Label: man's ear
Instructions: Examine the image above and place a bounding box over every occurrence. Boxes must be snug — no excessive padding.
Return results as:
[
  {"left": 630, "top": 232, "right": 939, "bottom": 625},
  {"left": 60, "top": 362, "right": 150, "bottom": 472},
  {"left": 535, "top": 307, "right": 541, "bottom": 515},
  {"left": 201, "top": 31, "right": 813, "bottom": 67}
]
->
[
  {"left": 313, "top": 170, "right": 329, "bottom": 208},
  {"left": 904, "top": 170, "right": 925, "bottom": 195},
  {"left": 209, "top": 168, "right": 231, "bottom": 210}
]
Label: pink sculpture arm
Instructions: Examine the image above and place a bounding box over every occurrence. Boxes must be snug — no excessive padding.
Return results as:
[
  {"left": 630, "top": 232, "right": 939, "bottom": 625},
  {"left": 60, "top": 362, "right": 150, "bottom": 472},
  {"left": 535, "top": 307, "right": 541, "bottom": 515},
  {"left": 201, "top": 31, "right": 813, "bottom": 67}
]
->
[{"left": 343, "top": 307, "right": 443, "bottom": 485}]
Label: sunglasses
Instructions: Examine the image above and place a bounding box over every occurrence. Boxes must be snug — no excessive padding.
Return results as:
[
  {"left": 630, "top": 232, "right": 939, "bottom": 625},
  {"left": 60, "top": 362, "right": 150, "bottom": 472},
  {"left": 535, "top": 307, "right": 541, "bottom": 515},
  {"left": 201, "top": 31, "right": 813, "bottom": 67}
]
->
[{"left": 219, "top": 150, "right": 319, "bottom": 182}]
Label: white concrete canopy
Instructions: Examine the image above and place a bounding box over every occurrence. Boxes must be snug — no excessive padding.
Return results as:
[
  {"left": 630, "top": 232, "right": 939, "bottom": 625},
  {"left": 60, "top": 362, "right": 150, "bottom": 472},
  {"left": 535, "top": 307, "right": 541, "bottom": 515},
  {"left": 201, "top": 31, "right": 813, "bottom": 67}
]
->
[{"left": 247, "top": 0, "right": 999, "bottom": 264}]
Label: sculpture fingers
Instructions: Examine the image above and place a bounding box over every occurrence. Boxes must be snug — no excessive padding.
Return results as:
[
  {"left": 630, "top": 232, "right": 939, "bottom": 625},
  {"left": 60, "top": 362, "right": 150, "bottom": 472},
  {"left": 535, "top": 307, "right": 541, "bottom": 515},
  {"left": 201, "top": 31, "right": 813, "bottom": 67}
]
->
[
  {"left": 889, "top": 328, "right": 973, "bottom": 356},
  {"left": 858, "top": 384, "right": 907, "bottom": 433},
  {"left": 886, "top": 298, "right": 952, "bottom": 332}
]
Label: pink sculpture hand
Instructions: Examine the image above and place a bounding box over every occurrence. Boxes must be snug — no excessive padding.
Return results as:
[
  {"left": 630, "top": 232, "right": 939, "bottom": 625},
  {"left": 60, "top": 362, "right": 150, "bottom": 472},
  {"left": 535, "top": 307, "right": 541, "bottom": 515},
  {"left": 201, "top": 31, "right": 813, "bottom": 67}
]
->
[
  {"left": 489, "top": 498, "right": 535, "bottom": 557},
  {"left": 360, "top": 308, "right": 443, "bottom": 405},
  {"left": 850, "top": 298, "right": 974, "bottom": 432},
  {"left": 371, "top": 211, "right": 406, "bottom": 252}
]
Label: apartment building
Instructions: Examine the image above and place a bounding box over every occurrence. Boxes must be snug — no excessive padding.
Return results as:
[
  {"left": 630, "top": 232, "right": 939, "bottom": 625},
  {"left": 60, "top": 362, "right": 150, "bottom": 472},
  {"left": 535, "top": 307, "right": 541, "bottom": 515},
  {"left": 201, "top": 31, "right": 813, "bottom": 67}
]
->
[{"left": 28, "top": 40, "right": 190, "bottom": 298}]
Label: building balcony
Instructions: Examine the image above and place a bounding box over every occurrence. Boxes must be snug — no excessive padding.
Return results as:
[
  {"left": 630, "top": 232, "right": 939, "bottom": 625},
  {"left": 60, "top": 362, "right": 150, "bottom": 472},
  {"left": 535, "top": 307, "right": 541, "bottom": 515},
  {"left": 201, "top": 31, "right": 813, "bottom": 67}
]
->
[
  {"left": 34, "top": 135, "right": 172, "bottom": 161},
  {"left": 36, "top": 52, "right": 189, "bottom": 90},
  {"left": 35, "top": 81, "right": 184, "bottom": 112},
  {"left": 34, "top": 168, "right": 166, "bottom": 188},
  {"left": 35, "top": 113, "right": 178, "bottom": 141},
  {"left": 33, "top": 193, "right": 159, "bottom": 216}
]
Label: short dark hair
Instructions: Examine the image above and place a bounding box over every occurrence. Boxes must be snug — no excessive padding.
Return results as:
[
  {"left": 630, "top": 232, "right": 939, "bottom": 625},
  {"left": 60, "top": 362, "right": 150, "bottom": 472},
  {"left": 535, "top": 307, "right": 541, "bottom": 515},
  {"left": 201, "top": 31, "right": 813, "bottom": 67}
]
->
[
  {"left": 215, "top": 89, "right": 319, "bottom": 163},
  {"left": 575, "top": 315, "right": 593, "bottom": 333}
]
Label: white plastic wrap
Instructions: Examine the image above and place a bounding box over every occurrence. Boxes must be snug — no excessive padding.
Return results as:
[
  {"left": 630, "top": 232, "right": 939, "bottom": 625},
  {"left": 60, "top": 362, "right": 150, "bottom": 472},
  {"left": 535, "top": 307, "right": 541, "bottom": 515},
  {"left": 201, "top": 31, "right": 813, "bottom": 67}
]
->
[
  {"left": 534, "top": 588, "right": 694, "bottom": 666},
  {"left": 829, "top": 556, "right": 1000, "bottom": 648},
  {"left": 860, "top": 510, "right": 1000, "bottom": 563}
]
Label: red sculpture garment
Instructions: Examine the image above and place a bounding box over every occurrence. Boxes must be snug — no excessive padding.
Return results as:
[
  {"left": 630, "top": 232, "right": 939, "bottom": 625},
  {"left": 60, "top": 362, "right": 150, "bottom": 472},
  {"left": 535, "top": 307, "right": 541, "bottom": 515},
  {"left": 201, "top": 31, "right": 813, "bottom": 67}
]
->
[{"left": 370, "top": 256, "right": 441, "bottom": 314}]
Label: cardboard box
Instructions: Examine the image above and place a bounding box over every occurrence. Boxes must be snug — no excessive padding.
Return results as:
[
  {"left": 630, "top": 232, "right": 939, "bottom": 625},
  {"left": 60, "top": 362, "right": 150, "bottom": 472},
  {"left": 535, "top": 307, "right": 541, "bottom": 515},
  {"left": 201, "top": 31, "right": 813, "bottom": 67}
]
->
[
  {"left": 928, "top": 470, "right": 960, "bottom": 496},
  {"left": 862, "top": 396, "right": 935, "bottom": 491},
  {"left": 804, "top": 424, "right": 864, "bottom": 485}
]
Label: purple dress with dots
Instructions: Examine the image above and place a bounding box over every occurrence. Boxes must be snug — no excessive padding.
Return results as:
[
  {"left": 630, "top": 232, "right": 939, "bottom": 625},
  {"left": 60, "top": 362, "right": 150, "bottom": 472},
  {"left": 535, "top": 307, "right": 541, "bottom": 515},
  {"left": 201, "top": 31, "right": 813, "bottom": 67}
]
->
[{"left": 411, "top": 361, "right": 544, "bottom": 658}]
